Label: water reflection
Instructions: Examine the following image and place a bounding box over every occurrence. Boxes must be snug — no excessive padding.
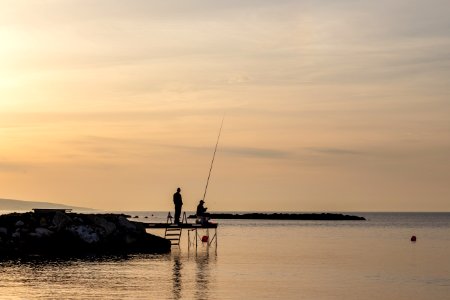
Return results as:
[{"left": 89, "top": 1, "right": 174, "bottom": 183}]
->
[
  {"left": 194, "top": 251, "right": 212, "bottom": 300},
  {"left": 172, "top": 254, "right": 183, "bottom": 300},
  {"left": 0, "top": 254, "right": 172, "bottom": 299},
  {"left": 0, "top": 251, "right": 218, "bottom": 299},
  {"left": 170, "top": 250, "right": 216, "bottom": 300}
]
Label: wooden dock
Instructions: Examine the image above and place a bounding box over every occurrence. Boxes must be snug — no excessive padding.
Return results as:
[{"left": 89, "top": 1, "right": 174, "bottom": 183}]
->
[
  {"left": 141, "top": 213, "right": 218, "bottom": 250},
  {"left": 142, "top": 222, "right": 218, "bottom": 229}
]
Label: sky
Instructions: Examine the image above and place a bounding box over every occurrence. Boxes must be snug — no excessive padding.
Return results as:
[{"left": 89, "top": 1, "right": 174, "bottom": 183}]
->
[{"left": 0, "top": 0, "right": 449, "bottom": 211}]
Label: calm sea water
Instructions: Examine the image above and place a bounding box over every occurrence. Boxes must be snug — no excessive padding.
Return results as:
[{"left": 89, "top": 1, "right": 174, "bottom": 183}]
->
[{"left": 0, "top": 212, "right": 449, "bottom": 299}]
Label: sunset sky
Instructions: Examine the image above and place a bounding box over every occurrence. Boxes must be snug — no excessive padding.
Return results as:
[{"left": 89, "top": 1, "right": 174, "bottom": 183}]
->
[{"left": 1, "top": 0, "right": 449, "bottom": 211}]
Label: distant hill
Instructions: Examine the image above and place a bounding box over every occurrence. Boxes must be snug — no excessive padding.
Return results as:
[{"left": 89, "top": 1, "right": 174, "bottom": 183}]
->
[{"left": 0, "top": 198, "right": 93, "bottom": 212}]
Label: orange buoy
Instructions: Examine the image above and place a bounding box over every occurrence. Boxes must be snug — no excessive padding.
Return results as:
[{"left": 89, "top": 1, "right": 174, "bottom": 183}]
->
[
  {"left": 201, "top": 235, "right": 209, "bottom": 243},
  {"left": 411, "top": 235, "right": 417, "bottom": 242}
]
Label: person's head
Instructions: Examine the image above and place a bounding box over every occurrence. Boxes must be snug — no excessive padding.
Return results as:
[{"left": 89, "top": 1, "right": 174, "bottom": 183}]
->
[
  {"left": 177, "top": 187, "right": 181, "bottom": 192},
  {"left": 199, "top": 200, "right": 204, "bottom": 204}
]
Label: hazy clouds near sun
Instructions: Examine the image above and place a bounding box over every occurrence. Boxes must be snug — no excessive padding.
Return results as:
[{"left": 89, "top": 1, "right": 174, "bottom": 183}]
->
[{"left": 0, "top": 0, "right": 449, "bottom": 211}]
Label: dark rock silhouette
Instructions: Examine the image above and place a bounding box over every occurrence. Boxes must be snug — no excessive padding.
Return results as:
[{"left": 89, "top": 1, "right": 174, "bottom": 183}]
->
[
  {"left": 188, "top": 212, "right": 366, "bottom": 221},
  {"left": 0, "top": 211, "right": 170, "bottom": 257}
]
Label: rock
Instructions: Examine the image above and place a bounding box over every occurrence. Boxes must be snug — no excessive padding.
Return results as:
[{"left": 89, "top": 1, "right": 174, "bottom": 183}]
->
[
  {"left": 0, "top": 211, "right": 171, "bottom": 256},
  {"left": 35, "top": 227, "right": 53, "bottom": 237},
  {"left": 20, "top": 228, "right": 30, "bottom": 234},
  {"left": 69, "top": 225, "right": 100, "bottom": 244},
  {"left": 92, "top": 216, "right": 116, "bottom": 237},
  {"left": 52, "top": 211, "right": 72, "bottom": 231},
  {"left": 39, "top": 217, "right": 48, "bottom": 227},
  {"left": 125, "top": 234, "right": 137, "bottom": 244},
  {"left": 0, "top": 227, "right": 7, "bottom": 236},
  {"left": 117, "top": 216, "right": 136, "bottom": 231},
  {"left": 73, "top": 217, "right": 84, "bottom": 223}
]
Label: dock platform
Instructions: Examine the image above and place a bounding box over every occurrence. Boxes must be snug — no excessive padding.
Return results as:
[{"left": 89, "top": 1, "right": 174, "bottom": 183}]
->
[
  {"left": 142, "top": 222, "right": 218, "bottom": 229},
  {"left": 141, "top": 213, "right": 218, "bottom": 250}
]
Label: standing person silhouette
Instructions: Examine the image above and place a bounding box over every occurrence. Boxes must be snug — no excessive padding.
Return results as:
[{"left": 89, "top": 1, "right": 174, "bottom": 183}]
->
[{"left": 173, "top": 187, "right": 183, "bottom": 224}]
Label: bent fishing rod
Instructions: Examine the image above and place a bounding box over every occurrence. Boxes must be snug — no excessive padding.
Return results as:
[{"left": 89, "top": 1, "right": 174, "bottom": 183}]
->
[{"left": 202, "top": 117, "right": 224, "bottom": 202}]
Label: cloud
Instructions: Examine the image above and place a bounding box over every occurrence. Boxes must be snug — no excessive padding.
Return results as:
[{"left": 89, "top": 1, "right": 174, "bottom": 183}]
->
[
  {"left": 305, "top": 147, "right": 365, "bottom": 156},
  {"left": 0, "top": 162, "right": 29, "bottom": 173},
  {"left": 226, "top": 74, "right": 252, "bottom": 84},
  {"left": 0, "top": 1, "right": 298, "bottom": 25},
  {"left": 0, "top": 108, "right": 228, "bottom": 125},
  {"left": 66, "top": 135, "right": 293, "bottom": 161},
  {"left": 221, "top": 146, "right": 292, "bottom": 159}
]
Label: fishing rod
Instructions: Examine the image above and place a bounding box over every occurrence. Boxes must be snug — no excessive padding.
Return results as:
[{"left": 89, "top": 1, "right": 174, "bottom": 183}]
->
[{"left": 202, "top": 117, "right": 224, "bottom": 202}]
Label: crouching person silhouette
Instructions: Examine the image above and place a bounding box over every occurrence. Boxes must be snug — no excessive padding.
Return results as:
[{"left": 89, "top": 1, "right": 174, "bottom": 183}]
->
[{"left": 196, "top": 200, "right": 210, "bottom": 225}]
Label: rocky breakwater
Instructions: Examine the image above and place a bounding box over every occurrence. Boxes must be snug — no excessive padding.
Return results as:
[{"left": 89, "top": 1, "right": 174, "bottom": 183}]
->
[
  {"left": 0, "top": 211, "right": 171, "bottom": 257},
  {"left": 188, "top": 212, "right": 366, "bottom": 220}
]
